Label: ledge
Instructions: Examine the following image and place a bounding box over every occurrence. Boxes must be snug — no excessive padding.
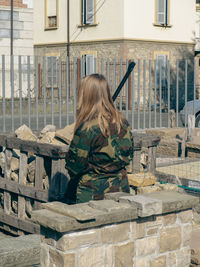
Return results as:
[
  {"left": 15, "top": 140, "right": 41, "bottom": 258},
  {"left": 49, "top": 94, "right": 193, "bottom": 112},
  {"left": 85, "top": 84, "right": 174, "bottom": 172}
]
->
[
  {"left": 31, "top": 191, "right": 199, "bottom": 233},
  {"left": 153, "top": 23, "right": 172, "bottom": 28}
]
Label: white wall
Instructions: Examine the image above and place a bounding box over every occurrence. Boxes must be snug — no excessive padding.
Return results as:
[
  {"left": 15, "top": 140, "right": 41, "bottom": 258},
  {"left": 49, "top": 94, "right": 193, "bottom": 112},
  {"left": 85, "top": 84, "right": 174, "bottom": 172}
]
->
[{"left": 124, "top": 0, "right": 195, "bottom": 43}]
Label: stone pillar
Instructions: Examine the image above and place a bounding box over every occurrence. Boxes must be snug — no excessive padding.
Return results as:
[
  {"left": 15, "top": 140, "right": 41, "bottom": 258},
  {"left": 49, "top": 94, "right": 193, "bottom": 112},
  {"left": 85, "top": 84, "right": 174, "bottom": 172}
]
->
[{"left": 31, "top": 191, "right": 199, "bottom": 267}]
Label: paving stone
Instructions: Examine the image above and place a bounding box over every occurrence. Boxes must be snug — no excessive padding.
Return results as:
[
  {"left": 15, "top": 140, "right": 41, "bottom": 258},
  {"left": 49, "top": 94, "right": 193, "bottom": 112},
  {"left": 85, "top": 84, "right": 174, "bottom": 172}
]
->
[
  {"left": 119, "top": 195, "right": 162, "bottom": 217},
  {"left": 104, "top": 192, "right": 131, "bottom": 201}
]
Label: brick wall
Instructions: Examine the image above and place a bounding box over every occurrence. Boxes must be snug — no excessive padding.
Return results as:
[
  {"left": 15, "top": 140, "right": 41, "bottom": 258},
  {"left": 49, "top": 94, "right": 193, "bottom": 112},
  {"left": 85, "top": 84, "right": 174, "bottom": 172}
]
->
[{"left": 0, "top": 0, "right": 27, "bottom": 8}]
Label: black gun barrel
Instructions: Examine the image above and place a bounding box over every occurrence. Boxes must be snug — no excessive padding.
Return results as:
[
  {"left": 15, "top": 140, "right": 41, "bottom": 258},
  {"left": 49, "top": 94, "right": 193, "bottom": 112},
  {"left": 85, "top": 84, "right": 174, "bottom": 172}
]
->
[{"left": 112, "top": 61, "right": 136, "bottom": 102}]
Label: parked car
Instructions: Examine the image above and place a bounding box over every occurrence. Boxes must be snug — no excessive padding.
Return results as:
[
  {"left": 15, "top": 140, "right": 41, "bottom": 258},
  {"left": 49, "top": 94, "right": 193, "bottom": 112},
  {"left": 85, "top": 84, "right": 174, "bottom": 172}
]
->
[{"left": 180, "top": 100, "right": 200, "bottom": 127}]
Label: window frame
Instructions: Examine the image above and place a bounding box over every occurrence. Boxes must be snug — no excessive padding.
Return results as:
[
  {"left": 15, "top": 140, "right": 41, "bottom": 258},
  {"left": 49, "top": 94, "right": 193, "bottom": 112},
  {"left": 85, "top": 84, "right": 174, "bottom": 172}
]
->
[
  {"left": 80, "top": 51, "right": 97, "bottom": 76},
  {"left": 46, "top": 55, "right": 59, "bottom": 88},
  {"left": 154, "top": 0, "right": 171, "bottom": 27},
  {"left": 80, "top": 0, "right": 96, "bottom": 26},
  {"left": 45, "top": 0, "right": 59, "bottom": 30}
]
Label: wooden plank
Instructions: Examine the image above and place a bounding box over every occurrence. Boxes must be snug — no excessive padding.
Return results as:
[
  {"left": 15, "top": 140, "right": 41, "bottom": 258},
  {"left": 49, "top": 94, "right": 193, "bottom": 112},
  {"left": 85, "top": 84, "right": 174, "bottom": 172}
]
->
[
  {"left": 18, "top": 152, "right": 28, "bottom": 220},
  {"left": 5, "top": 137, "right": 69, "bottom": 158},
  {"left": 0, "top": 177, "right": 48, "bottom": 202},
  {"left": 4, "top": 149, "right": 12, "bottom": 215},
  {"left": 34, "top": 155, "right": 44, "bottom": 209},
  {"left": 49, "top": 159, "right": 68, "bottom": 201},
  {"left": 0, "top": 210, "right": 40, "bottom": 234}
]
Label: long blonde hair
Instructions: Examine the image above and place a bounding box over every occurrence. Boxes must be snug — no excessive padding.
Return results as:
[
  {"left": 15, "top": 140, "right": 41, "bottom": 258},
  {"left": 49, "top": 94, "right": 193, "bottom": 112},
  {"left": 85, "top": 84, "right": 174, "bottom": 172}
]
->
[{"left": 75, "top": 74, "right": 124, "bottom": 136}]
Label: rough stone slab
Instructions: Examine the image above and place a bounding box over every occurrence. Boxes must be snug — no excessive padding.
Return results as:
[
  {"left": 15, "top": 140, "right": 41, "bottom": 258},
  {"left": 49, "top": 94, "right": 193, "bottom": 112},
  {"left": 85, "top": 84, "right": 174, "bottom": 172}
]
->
[
  {"left": 119, "top": 195, "right": 162, "bottom": 217},
  {"left": 143, "top": 191, "right": 200, "bottom": 213},
  {"left": 104, "top": 192, "right": 131, "bottom": 201},
  {"left": 0, "top": 234, "right": 40, "bottom": 267},
  {"left": 42, "top": 201, "right": 100, "bottom": 221},
  {"left": 88, "top": 199, "right": 128, "bottom": 212},
  {"left": 127, "top": 172, "right": 157, "bottom": 187},
  {"left": 32, "top": 202, "right": 138, "bottom": 233}
]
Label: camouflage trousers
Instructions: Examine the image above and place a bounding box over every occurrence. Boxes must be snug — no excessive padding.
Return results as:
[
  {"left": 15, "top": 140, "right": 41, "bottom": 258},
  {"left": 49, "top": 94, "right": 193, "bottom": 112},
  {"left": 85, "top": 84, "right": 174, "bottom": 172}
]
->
[{"left": 76, "top": 169, "right": 130, "bottom": 203}]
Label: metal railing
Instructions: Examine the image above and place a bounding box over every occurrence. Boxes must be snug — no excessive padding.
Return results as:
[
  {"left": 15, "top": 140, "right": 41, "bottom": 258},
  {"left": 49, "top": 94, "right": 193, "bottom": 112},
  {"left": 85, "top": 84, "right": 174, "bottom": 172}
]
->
[{"left": 0, "top": 55, "right": 197, "bottom": 133}]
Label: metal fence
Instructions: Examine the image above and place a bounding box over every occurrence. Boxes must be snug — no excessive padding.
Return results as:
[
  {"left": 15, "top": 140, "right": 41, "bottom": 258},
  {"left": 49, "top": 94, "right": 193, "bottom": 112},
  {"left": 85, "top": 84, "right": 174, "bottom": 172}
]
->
[{"left": 0, "top": 55, "right": 197, "bottom": 133}]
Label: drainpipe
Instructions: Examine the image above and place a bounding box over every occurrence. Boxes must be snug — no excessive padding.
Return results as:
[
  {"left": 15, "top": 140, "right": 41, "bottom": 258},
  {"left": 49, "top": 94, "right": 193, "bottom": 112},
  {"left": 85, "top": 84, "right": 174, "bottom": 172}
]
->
[{"left": 67, "top": 0, "right": 70, "bottom": 93}]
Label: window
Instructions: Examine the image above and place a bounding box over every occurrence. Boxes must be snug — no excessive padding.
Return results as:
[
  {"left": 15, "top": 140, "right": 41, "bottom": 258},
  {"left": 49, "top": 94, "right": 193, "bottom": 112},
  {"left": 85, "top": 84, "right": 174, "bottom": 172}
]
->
[
  {"left": 81, "top": 0, "right": 95, "bottom": 25},
  {"left": 82, "top": 54, "right": 95, "bottom": 76},
  {"left": 47, "top": 56, "right": 58, "bottom": 87},
  {"left": 156, "top": 0, "right": 168, "bottom": 25},
  {"left": 45, "top": 0, "right": 58, "bottom": 29}
]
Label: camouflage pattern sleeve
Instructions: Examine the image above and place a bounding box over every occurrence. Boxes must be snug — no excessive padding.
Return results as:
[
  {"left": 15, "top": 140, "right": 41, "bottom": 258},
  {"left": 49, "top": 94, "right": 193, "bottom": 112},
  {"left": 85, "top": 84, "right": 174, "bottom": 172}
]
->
[{"left": 65, "top": 124, "right": 92, "bottom": 179}]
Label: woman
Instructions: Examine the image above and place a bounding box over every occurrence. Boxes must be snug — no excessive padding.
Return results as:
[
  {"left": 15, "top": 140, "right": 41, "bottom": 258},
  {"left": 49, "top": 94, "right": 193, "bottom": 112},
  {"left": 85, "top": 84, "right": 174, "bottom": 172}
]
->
[{"left": 65, "top": 74, "right": 133, "bottom": 203}]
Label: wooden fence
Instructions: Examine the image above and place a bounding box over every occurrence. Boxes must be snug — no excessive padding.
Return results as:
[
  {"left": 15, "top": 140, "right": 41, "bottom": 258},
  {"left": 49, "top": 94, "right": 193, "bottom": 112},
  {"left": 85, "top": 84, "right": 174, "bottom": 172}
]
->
[{"left": 0, "top": 133, "right": 160, "bottom": 235}]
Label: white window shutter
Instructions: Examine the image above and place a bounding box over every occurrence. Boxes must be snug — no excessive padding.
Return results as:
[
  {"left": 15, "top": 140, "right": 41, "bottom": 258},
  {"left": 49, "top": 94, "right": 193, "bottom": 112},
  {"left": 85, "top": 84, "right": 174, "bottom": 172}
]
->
[
  {"left": 86, "top": 0, "right": 94, "bottom": 24},
  {"left": 157, "top": 0, "right": 166, "bottom": 25},
  {"left": 86, "top": 55, "right": 94, "bottom": 75}
]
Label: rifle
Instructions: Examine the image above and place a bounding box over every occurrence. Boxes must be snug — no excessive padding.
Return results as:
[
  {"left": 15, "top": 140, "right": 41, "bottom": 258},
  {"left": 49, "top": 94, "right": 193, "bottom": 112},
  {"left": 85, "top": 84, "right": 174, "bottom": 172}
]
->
[{"left": 112, "top": 61, "right": 136, "bottom": 102}]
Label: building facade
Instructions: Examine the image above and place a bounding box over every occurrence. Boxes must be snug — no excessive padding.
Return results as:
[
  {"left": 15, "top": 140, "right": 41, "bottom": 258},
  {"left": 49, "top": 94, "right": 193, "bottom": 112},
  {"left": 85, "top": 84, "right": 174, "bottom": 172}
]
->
[{"left": 0, "top": 0, "right": 34, "bottom": 97}]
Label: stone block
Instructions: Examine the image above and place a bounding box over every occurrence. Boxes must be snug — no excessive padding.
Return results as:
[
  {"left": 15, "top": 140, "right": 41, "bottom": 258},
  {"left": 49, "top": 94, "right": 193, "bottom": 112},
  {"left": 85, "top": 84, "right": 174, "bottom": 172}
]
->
[
  {"left": 178, "top": 210, "right": 193, "bottom": 224},
  {"left": 136, "top": 237, "right": 158, "bottom": 256},
  {"left": 183, "top": 224, "right": 192, "bottom": 247},
  {"left": 104, "top": 192, "right": 131, "bottom": 201},
  {"left": 105, "top": 245, "right": 113, "bottom": 267},
  {"left": 131, "top": 221, "right": 146, "bottom": 239},
  {"left": 143, "top": 191, "right": 199, "bottom": 213},
  {"left": 159, "top": 226, "right": 181, "bottom": 253},
  {"left": 49, "top": 247, "right": 75, "bottom": 267},
  {"left": 146, "top": 215, "right": 163, "bottom": 227},
  {"left": 149, "top": 255, "right": 166, "bottom": 267},
  {"left": 40, "top": 243, "right": 49, "bottom": 267},
  {"left": 114, "top": 242, "right": 134, "bottom": 267},
  {"left": 191, "top": 255, "right": 200, "bottom": 265},
  {"left": 146, "top": 227, "right": 159, "bottom": 236},
  {"left": 163, "top": 213, "right": 177, "bottom": 226},
  {"left": 101, "top": 222, "right": 130, "bottom": 244},
  {"left": 137, "top": 185, "right": 161, "bottom": 194},
  {"left": 119, "top": 195, "right": 162, "bottom": 217},
  {"left": 127, "top": 172, "right": 157, "bottom": 187},
  {"left": 56, "top": 229, "right": 99, "bottom": 251},
  {"left": 78, "top": 246, "right": 105, "bottom": 267},
  {"left": 176, "top": 247, "right": 191, "bottom": 267},
  {"left": 135, "top": 258, "right": 148, "bottom": 267},
  {"left": 167, "top": 252, "right": 177, "bottom": 267}
]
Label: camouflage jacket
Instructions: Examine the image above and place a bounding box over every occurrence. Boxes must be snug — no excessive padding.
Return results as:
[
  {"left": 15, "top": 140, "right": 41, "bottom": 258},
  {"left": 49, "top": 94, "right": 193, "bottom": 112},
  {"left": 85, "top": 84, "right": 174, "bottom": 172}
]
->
[{"left": 65, "top": 119, "right": 133, "bottom": 180}]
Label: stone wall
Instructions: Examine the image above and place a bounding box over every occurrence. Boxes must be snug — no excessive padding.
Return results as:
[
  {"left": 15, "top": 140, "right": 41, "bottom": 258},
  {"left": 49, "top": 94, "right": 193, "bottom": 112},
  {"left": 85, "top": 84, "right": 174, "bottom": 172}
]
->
[{"left": 31, "top": 191, "right": 199, "bottom": 267}]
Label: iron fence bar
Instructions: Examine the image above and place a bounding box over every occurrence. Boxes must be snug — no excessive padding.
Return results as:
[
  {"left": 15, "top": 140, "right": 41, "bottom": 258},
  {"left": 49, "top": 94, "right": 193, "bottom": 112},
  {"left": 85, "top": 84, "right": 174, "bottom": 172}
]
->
[
  {"left": 137, "top": 59, "right": 140, "bottom": 130},
  {"left": 148, "top": 60, "right": 152, "bottom": 129},
  {"left": 176, "top": 60, "right": 179, "bottom": 127},
  {"left": 193, "top": 58, "right": 196, "bottom": 116},
  {"left": 113, "top": 59, "right": 116, "bottom": 95},
  {"left": 27, "top": 56, "right": 31, "bottom": 128},
  {"left": 59, "top": 56, "right": 62, "bottom": 128},
  {"left": 43, "top": 56, "right": 47, "bottom": 127},
  {"left": 159, "top": 60, "right": 162, "bottom": 127},
  {"left": 107, "top": 58, "right": 110, "bottom": 88},
  {"left": 35, "top": 56, "right": 39, "bottom": 130},
  {"left": 94, "top": 57, "right": 97, "bottom": 73},
  {"left": 2, "top": 55, "right": 6, "bottom": 132},
  {"left": 143, "top": 59, "right": 146, "bottom": 129},
  {"left": 119, "top": 59, "right": 123, "bottom": 112},
  {"left": 167, "top": 60, "right": 170, "bottom": 128},
  {"left": 66, "top": 56, "right": 69, "bottom": 125},
  {"left": 101, "top": 58, "right": 104, "bottom": 75},
  {"left": 154, "top": 60, "right": 157, "bottom": 128},
  {"left": 11, "top": 55, "right": 14, "bottom": 131},
  {"left": 51, "top": 56, "right": 54, "bottom": 125},
  {"left": 185, "top": 60, "right": 188, "bottom": 127},
  {"left": 126, "top": 59, "right": 129, "bottom": 120},
  {"left": 19, "top": 55, "right": 22, "bottom": 126},
  {"left": 131, "top": 67, "right": 135, "bottom": 129},
  {"left": 73, "top": 57, "right": 77, "bottom": 122}
]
